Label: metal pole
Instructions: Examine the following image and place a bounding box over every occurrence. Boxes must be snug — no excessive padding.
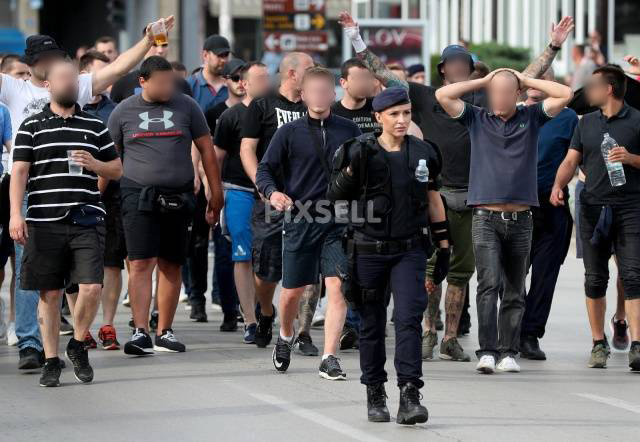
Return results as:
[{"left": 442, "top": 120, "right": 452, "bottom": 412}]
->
[
  {"left": 607, "top": 0, "right": 615, "bottom": 62},
  {"left": 219, "top": 0, "right": 233, "bottom": 47},
  {"left": 575, "top": 0, "right": 585, "bottom": 43}
]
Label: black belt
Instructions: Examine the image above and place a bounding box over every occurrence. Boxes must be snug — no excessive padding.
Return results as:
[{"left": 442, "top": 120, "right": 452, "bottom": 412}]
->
[
  {"left": 473, "top": 208, "right": 531, "bottom": 221},
  {"left": 354, "top": 236, "right": 422, "bottom": 255}
]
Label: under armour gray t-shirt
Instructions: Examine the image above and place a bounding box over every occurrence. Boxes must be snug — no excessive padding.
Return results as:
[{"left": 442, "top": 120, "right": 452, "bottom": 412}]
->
[{"left": 107, "top": 93, "right": 209, "bottom": 188}]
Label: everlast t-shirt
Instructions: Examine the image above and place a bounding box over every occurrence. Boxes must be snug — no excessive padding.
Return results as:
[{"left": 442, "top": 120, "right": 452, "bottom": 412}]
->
[
  {"left": 331, "top": 98, "right": 380, "bottom": 133},
  {"left": 214, "top": 102, "right": 254, "bottom": 190},
  {"left": 240, "top": 91, "right": 306, "bottom": 160},
  {"left": 107, "top": 93, "right": 210, "bottom": 188},
  {"left": 409, "top": 82, "right": 488, "bottom": 189}
]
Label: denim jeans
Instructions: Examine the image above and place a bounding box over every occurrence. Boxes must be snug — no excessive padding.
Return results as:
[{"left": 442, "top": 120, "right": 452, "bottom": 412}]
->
[
  {"left": 472, "top": 210, "right": 532, "bottom": 358},
  {"left": 15, "top": 194, "right": 42, "bottom": 351}
]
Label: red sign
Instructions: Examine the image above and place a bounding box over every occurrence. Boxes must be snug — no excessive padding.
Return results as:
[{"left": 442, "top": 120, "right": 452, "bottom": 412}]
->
[
  {"left": 264, "top": 32, "right": 328, "bottom": 52},
  {"left": 263, "top": 0, "right": 327, "bottom": 52},
  {"left": 263, "top": 0, "right": 325, "bottom": 13}
]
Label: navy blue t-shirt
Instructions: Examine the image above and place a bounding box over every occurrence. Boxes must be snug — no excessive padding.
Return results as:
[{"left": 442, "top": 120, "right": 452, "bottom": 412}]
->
[
  {"left": 456, "top": 101, "right": 552, "bottom": 207},
  {"left": 536, "top": 108, "right": 578, "bottom": 194}
]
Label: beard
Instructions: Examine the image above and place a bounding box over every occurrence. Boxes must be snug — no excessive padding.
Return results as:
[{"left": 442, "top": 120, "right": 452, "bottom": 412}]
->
[{"left": 53, "top": 88, "right": 79, "bottom": 109}]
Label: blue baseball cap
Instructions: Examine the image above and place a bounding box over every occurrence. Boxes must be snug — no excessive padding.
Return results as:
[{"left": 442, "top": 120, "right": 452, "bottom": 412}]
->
[
  {"left": 372, "top": 87, "right": 410, "bottom": 112},
  {"left": 437, "top": 45, "right": 475, "bottom": 78}
]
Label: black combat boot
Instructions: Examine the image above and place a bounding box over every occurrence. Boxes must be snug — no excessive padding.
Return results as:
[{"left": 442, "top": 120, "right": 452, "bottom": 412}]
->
[
  {"left": 366, "top": 383, "right": 390, "bottom": 422},
  {"left": 396, "top": 382, "right": 428, "bottom": 425}
]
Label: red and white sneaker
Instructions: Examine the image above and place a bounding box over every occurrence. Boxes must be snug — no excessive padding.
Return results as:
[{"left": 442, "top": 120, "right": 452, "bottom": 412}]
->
[
  {"left": 83, "top": 331, "right": 97, "bottom": 349},
  {"left": 98, "top": 325, "right": 120, "bottom": 350}
]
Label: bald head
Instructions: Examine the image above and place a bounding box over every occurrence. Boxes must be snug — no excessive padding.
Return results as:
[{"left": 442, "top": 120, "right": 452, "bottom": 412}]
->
[
  {"left": 280, "top": 52, "right": 315, "bottom": 90},
  {"left": 492, "top": 70, "right": 520, "bottom": 91}
]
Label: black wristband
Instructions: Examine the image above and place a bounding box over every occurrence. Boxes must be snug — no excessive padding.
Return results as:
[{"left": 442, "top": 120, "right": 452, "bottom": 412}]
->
[
  {"left": 549, "top": 43, "right": 561, "bottom": 51},
  {"left": 430, "top": 220, "right": 449, "bottom": 232}
]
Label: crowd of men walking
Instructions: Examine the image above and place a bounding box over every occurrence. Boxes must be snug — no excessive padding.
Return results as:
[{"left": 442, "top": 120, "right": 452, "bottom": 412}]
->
[{"left": 0, "top": 10, "right": 639, "bottom": 425}]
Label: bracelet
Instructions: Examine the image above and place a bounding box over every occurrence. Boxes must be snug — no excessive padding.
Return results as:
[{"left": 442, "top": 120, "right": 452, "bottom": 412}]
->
[{"left": 549, "top": 43, "right": 561, "bottom": 51}]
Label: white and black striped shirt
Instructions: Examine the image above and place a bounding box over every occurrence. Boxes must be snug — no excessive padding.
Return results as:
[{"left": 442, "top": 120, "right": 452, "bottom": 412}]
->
[{"left": 13, "top": 103, "right": 118, "bottom": 222}]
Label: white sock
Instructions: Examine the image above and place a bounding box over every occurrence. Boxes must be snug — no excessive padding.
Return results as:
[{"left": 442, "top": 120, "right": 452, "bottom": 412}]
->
[
  {"left": 322, "top": 354, "right": 333, "bottom": 361},
  {"left": 280, "top": 333, "right": 293, "bottom": 342}
]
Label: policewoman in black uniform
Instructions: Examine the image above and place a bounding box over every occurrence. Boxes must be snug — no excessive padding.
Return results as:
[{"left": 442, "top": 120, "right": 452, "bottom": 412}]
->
[{"left": 328, "top": 87, "right": 451, "bottom": 425}]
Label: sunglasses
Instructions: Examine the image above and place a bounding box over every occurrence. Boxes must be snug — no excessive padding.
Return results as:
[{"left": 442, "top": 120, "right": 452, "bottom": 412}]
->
[
  {"left": 153, "top": 43, "right": 169, "bottom": 48},
  {"left": 217, "top": 51, "right": 231, "bottom": 58},
  {"left": 226, "top": 74, "right": 241, "bottom": 82}
]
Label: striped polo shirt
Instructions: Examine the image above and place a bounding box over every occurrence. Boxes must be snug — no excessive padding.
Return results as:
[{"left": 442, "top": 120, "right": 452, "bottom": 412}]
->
[{"left": 13, "top": 103, "right": 118, "bottom": 222}]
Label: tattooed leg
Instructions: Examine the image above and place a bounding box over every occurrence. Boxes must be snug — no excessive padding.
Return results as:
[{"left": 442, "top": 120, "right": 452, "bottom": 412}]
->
[
  {"left": 298, "top": 284, "right": 320, "bottom": 335},
  {"left": 424, "top": 283, "right": 442, "bottom": 332},
  {"left": 444, "top": 284, "right": 465, "bottom": 341}
]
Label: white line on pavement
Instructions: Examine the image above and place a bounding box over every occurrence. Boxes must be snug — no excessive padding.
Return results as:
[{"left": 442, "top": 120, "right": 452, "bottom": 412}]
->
[
  {"left": 575, "top": 393, "right": 640, "bottom": 414},
  {"left": 249, "top": 392, "right": 388, "bottom": 442}
]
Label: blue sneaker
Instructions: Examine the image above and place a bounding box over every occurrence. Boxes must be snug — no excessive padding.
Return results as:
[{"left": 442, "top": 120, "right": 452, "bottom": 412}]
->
[{"left": 244, "top": 323, "right": 257, "bottom": 344}]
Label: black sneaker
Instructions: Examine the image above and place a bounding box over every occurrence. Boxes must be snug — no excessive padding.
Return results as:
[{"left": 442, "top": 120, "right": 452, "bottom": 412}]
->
[
  {"left": 154, "top": 329, "right": 186, "bottom": 353},
  {"left": 294, "top": 332, "right": 318, "bottom": 356},
  {"left": 629, "top": 342, "right": 640, "bottom": 372},
  {"left": 149, "top": 311, "right": 159, "bottom": 331},
  {"left": 611, "top": 315, "right": 630, "bottom": 350},
  {"left": 190, "top": 304, "right": 208, "bottom": 323},
  {"left": 396, "top": 382, "right": 429, "bottom": 425},
  {"left": 255, "top": 307, "right": 276, "bottom": 348},
  {"left": 59, "top": 315, "right": 74, "bottom": 336},
  {"left": 18, "top": 347, "right": 44, "bottom": 370},
  {"left": 340, "top": 325, "right": 359, "bottom": 351},
  {"left": 220, "top": 313, "right": 238, "bottom": 332},
  {"left": 318, "top": 355, "right": 346, "bottom": 381},
  {"left": 272, "top": 336, "right": 293, "bottom": 372},
  {"left": 39, "top": 358, "right": 62, "bottom": 387},
  {"left": 65, "top": 338, "right": 94, "bottom": 384},
  {"left": 367, "top": 383, "right": 390, "bottom": 422},
  {"left": 124, "top": 328, "right": 154, "bottom": 356}
]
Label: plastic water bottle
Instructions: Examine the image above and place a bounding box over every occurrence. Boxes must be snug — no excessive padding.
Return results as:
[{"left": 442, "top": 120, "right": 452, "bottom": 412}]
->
[
  {"left": 415, "top": 159, "right": 429, "bottom": 183},
  {"left": 600, "top": 133, "right": 626, "bottom": 187}
]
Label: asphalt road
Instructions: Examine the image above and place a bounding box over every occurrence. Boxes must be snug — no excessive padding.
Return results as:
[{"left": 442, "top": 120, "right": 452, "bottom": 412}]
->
[{"left": 0, "top": 248, "right": 638, "bottom": 442}]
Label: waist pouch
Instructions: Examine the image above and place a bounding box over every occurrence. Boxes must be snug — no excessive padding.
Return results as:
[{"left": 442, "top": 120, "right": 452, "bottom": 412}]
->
[
  {"left": 67, "top": 205, "right": 105, "bottom": 227},
  {"left": 136, "top": 184, "right": 195, "bottom": 215},
  {"left": 441, "top": 188, "right": 469, "bottom": 212}
]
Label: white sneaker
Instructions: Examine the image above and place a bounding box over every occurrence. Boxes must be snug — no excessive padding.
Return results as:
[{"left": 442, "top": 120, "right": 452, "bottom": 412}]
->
[
  {"left": 476, "top": 355, "right": 496, "bottom": 374},
  {"left": 7, "top": 322, "right": 18, "bottom": 346},
  {"left": 179, "top": 289, "right": 189, "bottom": 303},
  {"left": 496, "top": 356, "right": 521, "bottom": 373},
  {"left": 121, "top": 292, "right": 130, "bottom": 307}
]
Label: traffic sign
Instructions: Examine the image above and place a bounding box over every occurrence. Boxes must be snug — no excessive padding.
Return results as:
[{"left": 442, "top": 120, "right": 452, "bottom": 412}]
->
[
  {"left": 263, "top": 0, "right": 327, "bottom": 52},
  {"left": 264, "top": 32, "right": 328, "bottom": 52}
]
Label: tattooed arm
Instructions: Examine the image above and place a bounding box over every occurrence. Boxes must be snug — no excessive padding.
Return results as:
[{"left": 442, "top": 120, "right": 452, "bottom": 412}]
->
[
  {"left": 522, "top": 16, "right": 574, "bottom": 78},
  {"left": 339, "top": 11, "right": 409, "bottom": 90}
]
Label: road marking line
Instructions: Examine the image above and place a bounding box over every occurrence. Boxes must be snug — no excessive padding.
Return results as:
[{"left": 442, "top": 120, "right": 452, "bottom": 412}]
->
[
  {"left": 575, "top": 393, "right": 640, "bottom": 414},
  {"left": 249, "top": 392, "right": 388, "bottom": 442}
]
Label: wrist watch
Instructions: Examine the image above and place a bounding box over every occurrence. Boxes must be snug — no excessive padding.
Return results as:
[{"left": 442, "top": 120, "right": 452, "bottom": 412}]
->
[{"left": 549, "top": 42, "right": 561, "bottom": 51}]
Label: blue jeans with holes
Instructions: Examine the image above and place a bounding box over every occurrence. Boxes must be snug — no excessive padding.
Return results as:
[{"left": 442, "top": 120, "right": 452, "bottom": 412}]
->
[
  {"left": 15, "top": 194, "right": 42, "bottom": 351},
  {"left": 472, "top": 210, "right": 532, "bottom": 359}
]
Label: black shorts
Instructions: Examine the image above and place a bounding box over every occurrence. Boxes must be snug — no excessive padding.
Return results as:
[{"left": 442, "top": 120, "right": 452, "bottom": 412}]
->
[
  {"left": 281, "top": 218, "right": 346, "bottom": 289},
  {"left": 0, "top": 174, "right": 13, "bottom": 267},
  {"left": 251, "top": 201, "right": 283, "bottom": 283},
  {"left": 121, "top": 187, "right": 194, "bottom": 264},
  {"left": 21, "top": 222, "right": 106, "bottom": 291},
  {"left": 103, "top": 187, "right": 127, "bottom": 269}
]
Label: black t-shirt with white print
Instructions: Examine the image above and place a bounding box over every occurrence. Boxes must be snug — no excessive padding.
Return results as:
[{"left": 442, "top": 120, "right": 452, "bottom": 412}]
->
[
  {"left": 13, "top": 103, "right": 118, "bottom": 222},
  {"left": 331, "top": 97, "right": 380, "bottom": 134},
  {"left": 240, "top": 90, "right": 306, "bottom": 160}
]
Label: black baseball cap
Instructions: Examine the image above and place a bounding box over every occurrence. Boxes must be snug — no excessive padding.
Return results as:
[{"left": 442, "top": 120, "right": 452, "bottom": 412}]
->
[
  {"left": 437, "top": 45, "right": 475, "bottom": 78},
  {"left": 221, "top": 58, "right": 245, "bottom": 77},
  {"left": 407, "top": 64, "right": 425, "bottom": 76},
  {"left": 203, "top": 35, "right": 231, "bottom": 55},
  {"left": 21, "top": 35, "right": 67, "bottom": 66}
]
